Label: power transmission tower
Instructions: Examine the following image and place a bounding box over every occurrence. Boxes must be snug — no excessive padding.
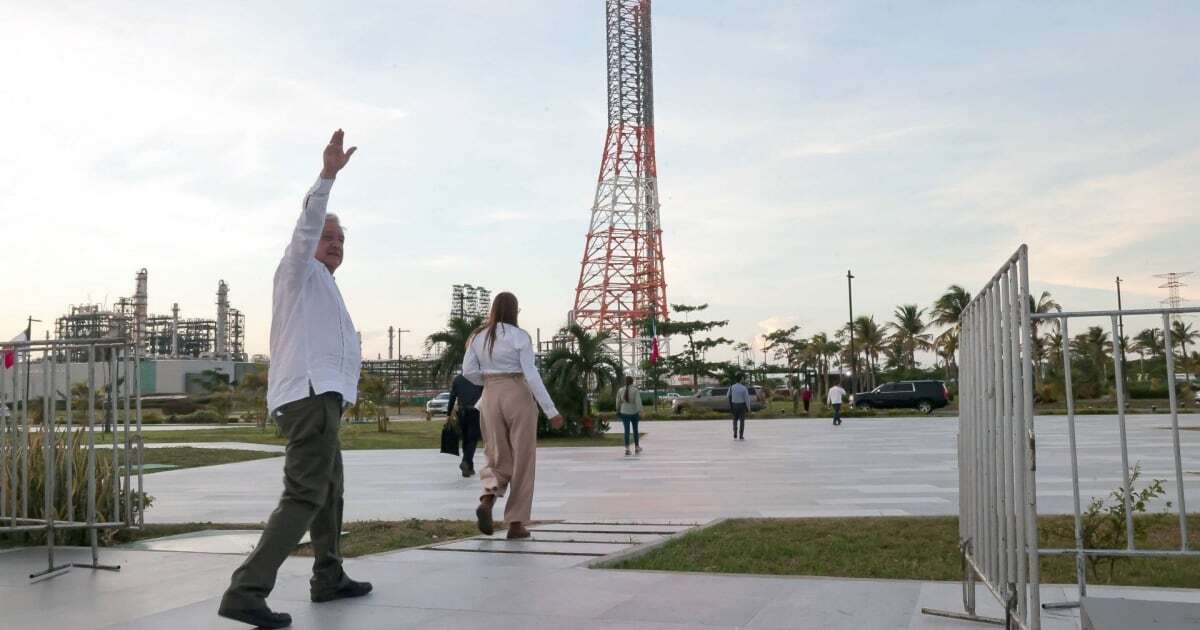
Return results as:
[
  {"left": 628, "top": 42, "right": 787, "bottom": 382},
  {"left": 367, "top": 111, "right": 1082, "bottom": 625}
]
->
[
  {"left": 1155, "top": 271, "right": 1193, "bottom": 324},
  {"left": 573, "top": 0, "right": 668, "bottom": 376}
]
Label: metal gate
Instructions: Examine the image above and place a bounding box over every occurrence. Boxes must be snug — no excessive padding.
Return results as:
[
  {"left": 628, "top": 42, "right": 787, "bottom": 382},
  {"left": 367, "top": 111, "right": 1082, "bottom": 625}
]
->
[
  {"left": 925, "top": 245, "right": 1041, "bottom": 629},
  {"left": 1035, "top": 304, "right": 1199, "bottom": 609},
  {"left": 0, "top": 337, "right": 145, "bottom": 582},
  {"left": 926, "top": 244, "right": 1199, "bottom": 629}
]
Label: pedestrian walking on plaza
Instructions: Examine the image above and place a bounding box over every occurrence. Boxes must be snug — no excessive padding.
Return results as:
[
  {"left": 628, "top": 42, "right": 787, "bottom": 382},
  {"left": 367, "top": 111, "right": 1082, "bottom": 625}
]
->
[
  {"left": 447, "top": 372, "right": 484, "bottom": 477},
  {"left": 801, "top": 384, "right": 813, "bottom": 415},
  {"left": 828, "top": 379, "right": 847, "bottom": 426},
  {"left": 463, "top": 292, "right": 564, "bottom": 539},
  {"left": 617, "top": 375, "right": 644, "bottom": 456},
  {"left": 728, "top": 373, "right": 752, "bottom": 440},
  {"left": 219, "top": 130, "right": 371, "bottom": 630}
]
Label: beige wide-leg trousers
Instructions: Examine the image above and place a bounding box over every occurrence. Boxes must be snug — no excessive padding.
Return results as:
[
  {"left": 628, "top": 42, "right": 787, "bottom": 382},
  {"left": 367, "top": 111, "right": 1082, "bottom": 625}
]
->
[{"left": 478, "top": 374, "right": 538, "bottom": 523}]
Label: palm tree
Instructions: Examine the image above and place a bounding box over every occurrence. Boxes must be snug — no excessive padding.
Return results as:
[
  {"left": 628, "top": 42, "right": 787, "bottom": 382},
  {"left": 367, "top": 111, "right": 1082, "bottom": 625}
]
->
[
  {"left": 853, "top": 316, "right": 884, "bottom": 390},
  {"left": 808, "top": 332, "right": 841, "bottom": 397},
  {"left": 1171, "top": 320, "right": 1199, "bottom": 381},
  {"left": 1071, "top": 326, "right": 1113, "bottom": 385},
  {"left": 888, "top": 304, "right": 932, "bottom": 370},
  {"left": 1130, "top": 329, "right": 1155, "bottom": 380},
  {"left": 931, "top": 285, "right": 971, "bottom": 379},
  {"left": 425, "top": 315, "right": 484, "bottom": 384},
  {"left": 1029, "top": 291, "right": 1061, "bottom": 339},
  {"left": 543, "top": 324, "right": 623, "bottom": 418},
  {"left": 1044, "top": 332, "right": 1064, "bottom": 374}
]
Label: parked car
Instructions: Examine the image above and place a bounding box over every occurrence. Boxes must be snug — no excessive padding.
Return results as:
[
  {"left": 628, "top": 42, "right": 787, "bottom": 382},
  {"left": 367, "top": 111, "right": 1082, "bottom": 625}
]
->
[
  {"left": 657, "top": 392, "right": 682, "bottom": 401},
  {"left": 852, "top": 380, "right": 950, "bottom": 415},
  {"left": 425, "top": 392, "right": 451, "bottom": 416},
  {"left": 672, "top": 386, "right": 767, "bottom": 414},
  {"left": 1194, "top": 390, "right": 1200, "bottom": 407}
]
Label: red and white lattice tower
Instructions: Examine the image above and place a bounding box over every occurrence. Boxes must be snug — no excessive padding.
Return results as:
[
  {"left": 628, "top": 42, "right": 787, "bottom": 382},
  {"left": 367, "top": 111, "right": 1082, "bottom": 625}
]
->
[{"left": 572, "top": 0, "right": 668, "bottom": 375}]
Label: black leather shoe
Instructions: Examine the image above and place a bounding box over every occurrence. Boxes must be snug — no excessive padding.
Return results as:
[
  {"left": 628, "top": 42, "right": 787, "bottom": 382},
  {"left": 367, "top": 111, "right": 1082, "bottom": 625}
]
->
[
  {"left": 460, "top": 462, "right": 471, "bottom": 477},
  {"left": 311, "top": 579, "right": 373, "bottom": 603},
  {"left": 218, "top": 605, "right": 292, "bottom": 629}
]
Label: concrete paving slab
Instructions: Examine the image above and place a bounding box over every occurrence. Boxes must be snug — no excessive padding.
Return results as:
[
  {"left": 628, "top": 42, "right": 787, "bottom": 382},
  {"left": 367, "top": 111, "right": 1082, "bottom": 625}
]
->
[
  {"left": 4, "top": 545, "right": 1199, "bottom": 629},
  {"left": 533, "top": 523, "right": 692, "bottom": 533},
  {"left": 481, "top": 530, "right": 665, "bottom": 544},
  {"left": 119, "top": 529, "right": 313, "bottom": 554},
  {"left": 1081, "top": 596, "right": 1200, "bottom": 629},
  {"left": 141, "top": 416, "right": 1200, "bottom": 523},
  {"left": 432, "top": 538, "right": 632, "bottom": 556}
]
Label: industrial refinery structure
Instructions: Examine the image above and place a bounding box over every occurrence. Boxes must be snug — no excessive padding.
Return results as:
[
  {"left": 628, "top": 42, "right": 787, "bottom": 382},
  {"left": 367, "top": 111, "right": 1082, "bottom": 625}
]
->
[{"left": 54, "top": 268, "right": 246, "bottom": 361}]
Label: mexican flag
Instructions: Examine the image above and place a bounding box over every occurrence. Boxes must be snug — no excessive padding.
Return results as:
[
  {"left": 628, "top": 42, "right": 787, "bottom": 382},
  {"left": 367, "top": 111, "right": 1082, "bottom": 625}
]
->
[{"left": 4, "top": 332, "right": 27, "bottom": 369}]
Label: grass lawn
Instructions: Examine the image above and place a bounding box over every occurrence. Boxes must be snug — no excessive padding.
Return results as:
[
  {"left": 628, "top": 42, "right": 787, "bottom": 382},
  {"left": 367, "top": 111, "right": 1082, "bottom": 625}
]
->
[
  {"left": 138, "top": 422, "right": 625, "bottom": 449},
  {"left": 604, "top": 515, "right": 1200, "bottom": 589},
  {"left": 100, "top": 447, "right": 282, "bottom": 473}
]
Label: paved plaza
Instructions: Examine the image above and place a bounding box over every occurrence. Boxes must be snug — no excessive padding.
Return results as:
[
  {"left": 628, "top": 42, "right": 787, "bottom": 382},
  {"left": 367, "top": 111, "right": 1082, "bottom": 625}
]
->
[
  {"left": 4, "top": 414, "right": 1199, "bottom": 629},
  {"left": 4, "top": 540, "right": 1199, "bottom": 629},
  {"left": 145, "top": 415, "right": 1200, "bottom": 523}
]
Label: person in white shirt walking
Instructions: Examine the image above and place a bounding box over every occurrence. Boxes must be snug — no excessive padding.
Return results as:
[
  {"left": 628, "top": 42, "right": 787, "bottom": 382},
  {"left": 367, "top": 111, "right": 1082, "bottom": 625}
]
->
[
  {"left": 219, "top": 130, "right": 371, "bottom": 630},
  {"left": 463, "top": 292, "right": 564, "bottom": 540},
  {"left": 727, "top": 373, "right": 753, "bottom": 440},
  {"left": 616, "top": 375, "right": 644, "bottom": 456},
  {"left": 827, "top": 379, "right": 848, "bottom": 426}
]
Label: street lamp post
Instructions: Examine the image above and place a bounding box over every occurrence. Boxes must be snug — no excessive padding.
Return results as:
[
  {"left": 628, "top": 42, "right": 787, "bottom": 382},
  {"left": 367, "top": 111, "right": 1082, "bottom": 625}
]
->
[{"left": 847, "top": 271, "right": 857, "bottom": 393}]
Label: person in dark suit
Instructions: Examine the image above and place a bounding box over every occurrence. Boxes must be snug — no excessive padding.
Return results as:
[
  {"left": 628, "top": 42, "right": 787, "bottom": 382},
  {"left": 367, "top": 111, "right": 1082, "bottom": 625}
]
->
[{"left": 446, "top": 373, "right": 484, "bottom": 477}]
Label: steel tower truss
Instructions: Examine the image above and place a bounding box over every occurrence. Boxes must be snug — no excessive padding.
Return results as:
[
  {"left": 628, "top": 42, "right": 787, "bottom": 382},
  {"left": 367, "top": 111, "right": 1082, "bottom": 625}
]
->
[{"left": 573, "top": 0, "right": 668, "bottom": 375}]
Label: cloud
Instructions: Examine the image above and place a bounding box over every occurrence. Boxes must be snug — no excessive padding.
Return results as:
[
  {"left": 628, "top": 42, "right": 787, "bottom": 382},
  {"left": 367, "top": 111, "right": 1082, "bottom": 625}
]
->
[{"left": 784, "top": 124, "right": 947, "bottom": 158}]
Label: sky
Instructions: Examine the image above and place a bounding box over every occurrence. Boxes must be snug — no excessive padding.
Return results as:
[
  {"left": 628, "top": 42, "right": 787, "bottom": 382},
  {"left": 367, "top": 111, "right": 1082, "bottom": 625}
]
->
[{"left": 2, "top": 1, "right": 1198, "bottom": 363}]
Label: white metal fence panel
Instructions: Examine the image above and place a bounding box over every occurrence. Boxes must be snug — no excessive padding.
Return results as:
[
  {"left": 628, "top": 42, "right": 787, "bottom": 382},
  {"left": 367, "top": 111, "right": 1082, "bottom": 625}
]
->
[
  {"left": 0, "top": 338, "right": 144, "bottom": 582},
  {"left": 925, "top": 244, "right": 1040, "bottom": 629}
]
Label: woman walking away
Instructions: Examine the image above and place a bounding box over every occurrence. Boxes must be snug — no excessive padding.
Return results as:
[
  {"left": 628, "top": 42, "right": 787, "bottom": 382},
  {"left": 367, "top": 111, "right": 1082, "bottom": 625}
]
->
[
  {"left": 462, "top": 292, "right": 564, "bottom": 539},
  {"left": 616, "top": 375, "right": 644, "bottom": 456}
]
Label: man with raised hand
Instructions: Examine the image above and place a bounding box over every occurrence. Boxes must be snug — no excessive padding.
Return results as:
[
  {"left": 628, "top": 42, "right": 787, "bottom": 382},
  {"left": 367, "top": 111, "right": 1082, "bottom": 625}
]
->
[{"left": 219, "top": 130, "right": 371, "bottom": 629}]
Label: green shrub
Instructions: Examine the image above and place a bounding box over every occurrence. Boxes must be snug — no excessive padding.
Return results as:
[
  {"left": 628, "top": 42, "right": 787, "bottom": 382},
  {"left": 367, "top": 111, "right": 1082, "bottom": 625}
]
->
[
  {"left": 0, "top": 429, "right": 153, "bottom": 547},
  {"left": 158, "top": 398, "right": 200, "bottom": 415},
  {"left": 140, "top": 409, "right": 166, "bottom": 424},
  {"left": 177, "top": 409, "right": 224, "bottom": 424},
  {"left": 1049, "top": 463, "right": 1168, "bottom": 583}
]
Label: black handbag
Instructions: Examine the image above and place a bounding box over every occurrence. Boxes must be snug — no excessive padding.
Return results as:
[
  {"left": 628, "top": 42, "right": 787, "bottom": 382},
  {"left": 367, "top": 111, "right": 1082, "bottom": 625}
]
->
[{"left": 440, "top": 420, "right": 460, "bottom": 456}]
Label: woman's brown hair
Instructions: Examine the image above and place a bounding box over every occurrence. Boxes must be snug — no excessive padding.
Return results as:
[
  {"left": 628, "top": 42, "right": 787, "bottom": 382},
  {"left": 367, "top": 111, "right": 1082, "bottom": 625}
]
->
[
  {"left": 623, "top": 375, "right": 634, "bottom": 403},
  {"left": 481, "top": 292, "right": 519, "bottom": 356}
]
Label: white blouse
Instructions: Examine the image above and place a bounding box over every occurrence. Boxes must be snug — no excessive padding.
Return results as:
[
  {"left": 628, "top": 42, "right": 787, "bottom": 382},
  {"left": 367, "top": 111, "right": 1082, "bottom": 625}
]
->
[{"left": 462, "top": 322, "right": 559, "bottom": 418}]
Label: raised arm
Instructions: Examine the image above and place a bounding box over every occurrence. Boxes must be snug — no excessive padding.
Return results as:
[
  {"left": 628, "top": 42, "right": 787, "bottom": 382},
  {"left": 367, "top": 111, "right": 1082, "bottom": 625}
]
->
[{"left": 279, "top": 130, "right": 358, "bottom": 273}]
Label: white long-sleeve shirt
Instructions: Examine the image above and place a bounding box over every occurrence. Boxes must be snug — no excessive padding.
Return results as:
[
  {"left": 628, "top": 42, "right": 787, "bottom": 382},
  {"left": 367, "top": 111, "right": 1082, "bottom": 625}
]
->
[
  {"left": 266, "top": 177, "right": 361, "bottom": 414},
  {"left": 461, "top": 322, "right": 558, "bottom": 418},
  {"left": 827, "top": 385, "right": 847, "bottom": 405}
]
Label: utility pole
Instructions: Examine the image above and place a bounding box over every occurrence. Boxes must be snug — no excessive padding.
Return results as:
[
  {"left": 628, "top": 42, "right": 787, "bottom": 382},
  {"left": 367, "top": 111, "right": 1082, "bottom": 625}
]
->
[
  {"left": 23, "top": 316, "right": 40, "bottom": 413},
  {"left": 387, "top": 326, "right": 395, "bottom": 361},
  {"left": 396, "top": 328, "right": 411, "bottom": 359},
  {"left": 847, "top": 271, "right": 857, "bottom": 393},
  {"left": 1116, "top": 277, "right": 1129, "bottom": 394}
]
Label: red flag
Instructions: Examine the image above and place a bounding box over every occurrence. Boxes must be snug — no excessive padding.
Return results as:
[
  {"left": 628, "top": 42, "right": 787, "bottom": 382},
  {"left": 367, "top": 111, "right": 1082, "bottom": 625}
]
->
[{"left": 4, "top": 332, "right": 27, "bottom": 369}]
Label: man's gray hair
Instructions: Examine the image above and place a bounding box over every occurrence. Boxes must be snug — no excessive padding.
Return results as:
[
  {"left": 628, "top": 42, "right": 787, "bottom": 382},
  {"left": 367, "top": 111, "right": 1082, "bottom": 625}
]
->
[{"left": 324, "top": 213, "right": 346, "bottom": 232}]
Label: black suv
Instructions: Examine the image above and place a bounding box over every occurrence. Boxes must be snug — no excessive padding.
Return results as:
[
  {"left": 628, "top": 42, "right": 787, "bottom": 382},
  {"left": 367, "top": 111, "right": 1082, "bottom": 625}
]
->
[{"left": 852, "top": 380, "right": 950, "bottom": 415}]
